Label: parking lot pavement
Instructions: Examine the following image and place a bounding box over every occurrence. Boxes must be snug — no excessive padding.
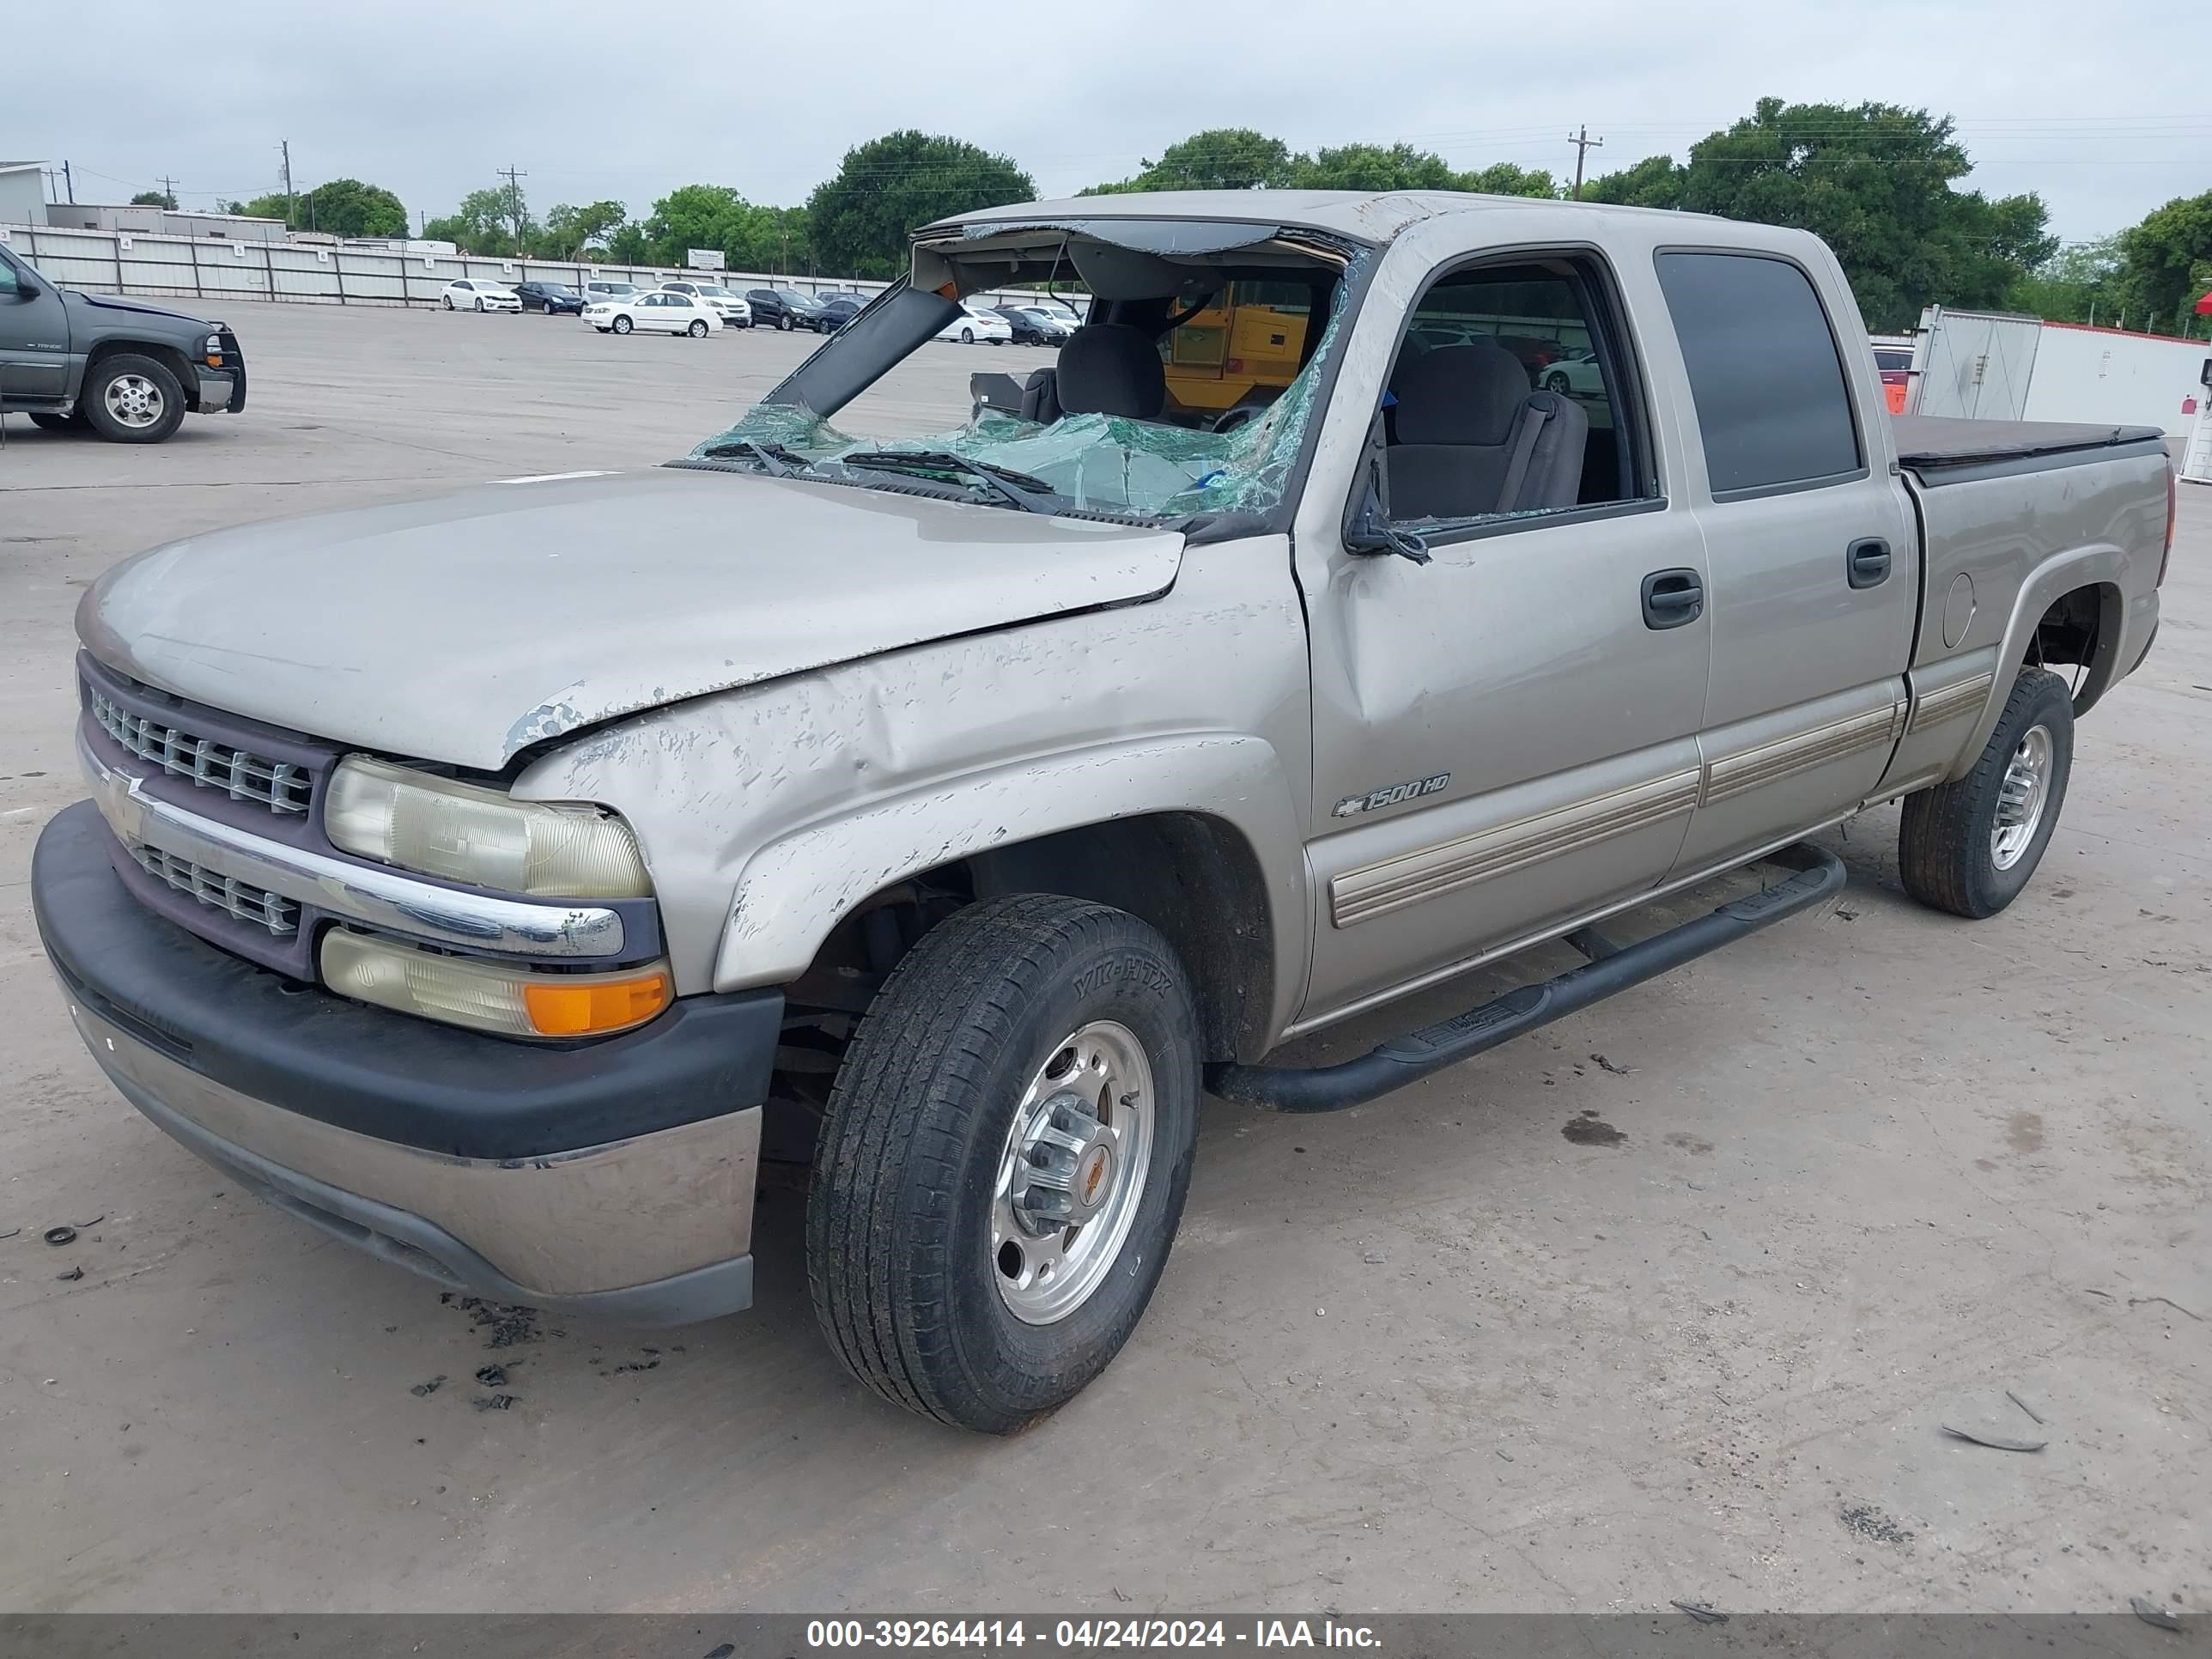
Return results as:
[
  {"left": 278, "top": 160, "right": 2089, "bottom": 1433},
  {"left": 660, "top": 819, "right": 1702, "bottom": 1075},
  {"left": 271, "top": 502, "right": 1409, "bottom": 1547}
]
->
[{"left": 2, "top": 300, "right": 2207, "bottom": 1614}]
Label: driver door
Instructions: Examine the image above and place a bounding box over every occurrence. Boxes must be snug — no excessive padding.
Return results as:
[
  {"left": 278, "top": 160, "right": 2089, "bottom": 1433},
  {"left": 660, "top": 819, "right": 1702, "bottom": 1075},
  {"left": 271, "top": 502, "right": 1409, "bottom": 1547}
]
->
[
  {"left": 1296, "top": 248, "right": 1712, "bottom": 1024},
  {"left": 0, "top": 249, "right": 72, "bottom": 402}
]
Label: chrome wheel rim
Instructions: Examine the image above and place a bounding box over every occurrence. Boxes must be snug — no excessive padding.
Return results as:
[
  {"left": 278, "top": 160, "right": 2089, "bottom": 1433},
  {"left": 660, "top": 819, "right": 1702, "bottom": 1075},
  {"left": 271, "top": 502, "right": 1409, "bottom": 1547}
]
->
[
  {"left": 1992, "top": 724, "right": 2054, "bottom": 870},
  {"left": 992, "top": 1020, "right": 1153, "bottom": 1326},
  {"left": 103, "top": 374, "right": 164, "bottom": 429}
]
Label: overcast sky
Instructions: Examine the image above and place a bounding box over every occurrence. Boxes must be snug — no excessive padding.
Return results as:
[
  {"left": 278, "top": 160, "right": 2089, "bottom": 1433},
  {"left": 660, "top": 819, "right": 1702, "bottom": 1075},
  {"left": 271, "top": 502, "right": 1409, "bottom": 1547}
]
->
[{"left": 11, "top": 0, "right": 2208, "bottom": 246}]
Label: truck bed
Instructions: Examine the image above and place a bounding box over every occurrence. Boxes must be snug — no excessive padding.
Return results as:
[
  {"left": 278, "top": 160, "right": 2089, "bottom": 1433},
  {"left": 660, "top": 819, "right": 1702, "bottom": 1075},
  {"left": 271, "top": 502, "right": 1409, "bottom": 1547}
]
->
[{"left": 1893, "top": 414, "right": 2166, "bottom": 476}]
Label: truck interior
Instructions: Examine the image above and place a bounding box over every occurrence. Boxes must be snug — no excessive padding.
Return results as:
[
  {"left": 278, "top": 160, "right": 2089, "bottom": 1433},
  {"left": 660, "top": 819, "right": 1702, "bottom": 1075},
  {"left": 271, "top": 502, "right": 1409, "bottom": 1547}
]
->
[{"left": 688, "top": 218, "right": 1359, "bottom": 522}]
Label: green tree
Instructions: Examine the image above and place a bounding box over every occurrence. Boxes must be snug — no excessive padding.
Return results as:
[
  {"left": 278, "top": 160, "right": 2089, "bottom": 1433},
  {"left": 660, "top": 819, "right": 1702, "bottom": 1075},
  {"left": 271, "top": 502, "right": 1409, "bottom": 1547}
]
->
[
  {"left": 1292, "top": 143, "right": 1459, "bottom": 192},
  {"left": 1667, "top": 98, "right": 2051, "bottom": 331},
  {"left": 131, "top": 189, "right": 177, "bottom": 209},
  {"left": 605, "top": 222, "right": 653, "bottom": 264},
  {"left": 1580, "top": 155, "right": 1685, "bottom": 209},
  {"left": 2006, "top": 234, "right": 2122, "bottom": 323},
  {"left": 423, "top": 186, "right": 532, "bottom": 256},
  {"left": 237, "top": 192, "right": 290, "bottom": 222},
  {"left": 1456, "top": 161, "right": 1562, "bottom": 199},
  {"left": 808, "top": 131, "right": 1035, "bottom": 279},
  {"left": 541, "top": 200, "right": 631, "bottom": 260},
  {"left": 1085, "top": 128, "right": 1297, "bottom": 194},
  {"left": 2112, "top": 191, "right": 2212, "bottom": 335},
  {"left": 290, "top": 179, "right": 408, "bottom": 238}
]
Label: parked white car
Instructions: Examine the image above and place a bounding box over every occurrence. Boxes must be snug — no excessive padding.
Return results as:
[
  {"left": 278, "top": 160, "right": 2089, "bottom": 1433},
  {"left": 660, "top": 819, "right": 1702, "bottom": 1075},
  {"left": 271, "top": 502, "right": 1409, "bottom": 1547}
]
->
[
  {"left": 936, "top": 302, "right": 1013, "bottom": 345},
  {"left": 583, "top": 289, "right": 719, "bottom": 337},
  {"left": 659, "top": 282, "right": 754, "bottom": 327},
  {"left": 1536, "top": 345, "right": 1605, "bottom": 398},
  {"left": 441, "top": 279, "right": 521, "bottom": 313}
]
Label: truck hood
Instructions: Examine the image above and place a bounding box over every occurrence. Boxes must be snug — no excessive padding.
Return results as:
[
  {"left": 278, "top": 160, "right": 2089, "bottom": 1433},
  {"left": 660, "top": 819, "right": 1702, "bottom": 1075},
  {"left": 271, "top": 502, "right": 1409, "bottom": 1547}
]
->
[
  {"left": 70, "top": 290, "right": 220, "bottom": 331},
  {"left": 79, "top": 467, "right": 1186, "bottom": 770}
]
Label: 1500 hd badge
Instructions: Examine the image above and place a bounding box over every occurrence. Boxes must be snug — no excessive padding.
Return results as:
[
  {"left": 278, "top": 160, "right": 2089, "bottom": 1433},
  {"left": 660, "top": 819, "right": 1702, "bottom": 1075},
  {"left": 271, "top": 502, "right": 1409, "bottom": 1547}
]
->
[{"left": 1332, "top": 773, "right": 1450, "bottom": 817}]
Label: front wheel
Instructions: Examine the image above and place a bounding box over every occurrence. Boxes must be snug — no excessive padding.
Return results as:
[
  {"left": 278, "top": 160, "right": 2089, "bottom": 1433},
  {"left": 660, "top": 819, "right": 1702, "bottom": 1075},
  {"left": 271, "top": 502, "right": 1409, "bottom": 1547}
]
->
[
  {"left": 474, "top": 297, "right": 486, "bottom": 312},
  {"left": 808, "top": 894, "right": 1200, "bottom": 1433},
  {"left": 611, "top": 314, "right": 632, "bottom": 335},
  {"left": 778, "top": 313, "right": 792, "bottom": 331},
  {"left": 81, "top": 354, "right": 185, "bottom": 443},
  {"left": 1899, "top": 667, "right": 2075, "bottom": 919}
]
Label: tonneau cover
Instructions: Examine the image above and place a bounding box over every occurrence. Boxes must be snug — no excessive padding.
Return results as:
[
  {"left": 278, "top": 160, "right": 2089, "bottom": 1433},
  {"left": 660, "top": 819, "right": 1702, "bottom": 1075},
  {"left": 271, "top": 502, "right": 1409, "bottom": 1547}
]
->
[{"left": 1893, "top": 414, "right": 2166, "bottom": 469}]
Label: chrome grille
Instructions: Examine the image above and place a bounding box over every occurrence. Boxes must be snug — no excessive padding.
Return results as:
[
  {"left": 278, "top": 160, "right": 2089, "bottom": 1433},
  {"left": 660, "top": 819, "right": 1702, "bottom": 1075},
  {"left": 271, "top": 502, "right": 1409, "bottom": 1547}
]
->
[
  {"left": 129, "top": 842, "right": 301, "bottom": 936},
  {"left": 91, "top": 689, "right": 312, "bottom": 814}
]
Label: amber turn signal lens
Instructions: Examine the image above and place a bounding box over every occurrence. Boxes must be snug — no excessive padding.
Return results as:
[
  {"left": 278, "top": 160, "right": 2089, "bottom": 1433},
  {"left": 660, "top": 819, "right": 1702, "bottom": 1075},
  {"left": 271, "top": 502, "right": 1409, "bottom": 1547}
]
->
[{"left": 523, "top": 970, "right": 671, "bottom": 1037}]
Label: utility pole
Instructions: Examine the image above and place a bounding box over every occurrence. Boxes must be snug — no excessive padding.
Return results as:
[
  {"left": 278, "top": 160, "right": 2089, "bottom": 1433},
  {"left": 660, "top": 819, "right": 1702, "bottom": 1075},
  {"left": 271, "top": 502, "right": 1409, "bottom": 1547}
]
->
[
  {"left": 63, "top": 159, "right": 75, "bottom": 203},
  {"left": 157, "top": 175, "right": 179, "bottom": 210},
  {"left": 1567, "top": 125, "right": 1604, "bottom": 200},
  {"left": 497, "top": 164, "right": 528, "bottom": 248},
  {"left": 278, "top": 139, "right": 294, "bottom": 218}
]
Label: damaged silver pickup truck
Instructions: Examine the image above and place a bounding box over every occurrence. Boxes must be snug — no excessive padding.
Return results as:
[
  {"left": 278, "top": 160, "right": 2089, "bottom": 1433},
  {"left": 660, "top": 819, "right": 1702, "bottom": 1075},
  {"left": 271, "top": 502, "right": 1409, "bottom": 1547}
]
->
[{"left": 35, "top": 191, "right": 2173, "bottom": 1432}]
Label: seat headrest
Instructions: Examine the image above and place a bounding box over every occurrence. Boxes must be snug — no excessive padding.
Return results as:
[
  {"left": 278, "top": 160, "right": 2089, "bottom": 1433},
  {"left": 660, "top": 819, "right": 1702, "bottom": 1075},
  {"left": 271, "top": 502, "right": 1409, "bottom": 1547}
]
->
[
  {"left": 1054, "top": 324, "right": 1167, "bottom": 420},
  {"left": 1391, "top": 341, "right": 1532, "bottom": 446}
]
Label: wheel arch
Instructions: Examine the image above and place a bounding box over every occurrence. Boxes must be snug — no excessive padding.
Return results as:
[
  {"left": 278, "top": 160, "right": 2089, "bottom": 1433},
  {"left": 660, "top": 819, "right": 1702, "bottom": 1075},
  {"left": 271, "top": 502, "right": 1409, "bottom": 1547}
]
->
[
  {"left": 714, "top": 739, "right": 1310, "bottom": 1062},
  {"left": 1948, "top": 547, "right": 2134, "bottom": 781},
  {"left": 82, "top": 337, "right": 199, "bottom": 410}
]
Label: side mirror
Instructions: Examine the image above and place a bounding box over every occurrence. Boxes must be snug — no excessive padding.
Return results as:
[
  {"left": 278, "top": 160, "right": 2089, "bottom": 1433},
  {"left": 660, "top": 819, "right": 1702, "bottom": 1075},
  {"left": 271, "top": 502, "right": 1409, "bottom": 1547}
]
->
[{"left": 1343, "top": 455, "right": 1430, "bottom": 565}]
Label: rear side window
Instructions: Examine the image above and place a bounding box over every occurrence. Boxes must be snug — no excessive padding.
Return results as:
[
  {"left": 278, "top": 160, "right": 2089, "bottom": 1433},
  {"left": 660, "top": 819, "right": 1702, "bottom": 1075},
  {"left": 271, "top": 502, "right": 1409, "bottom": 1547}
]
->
[{"left": 1656, "top": 252, "right": 1861, "bottom": 498}]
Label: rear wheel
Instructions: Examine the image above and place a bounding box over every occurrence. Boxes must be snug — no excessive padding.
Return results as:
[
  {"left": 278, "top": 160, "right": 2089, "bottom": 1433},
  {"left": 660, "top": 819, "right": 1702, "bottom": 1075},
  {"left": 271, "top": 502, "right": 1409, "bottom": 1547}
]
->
[
  {"left": 81, "top": 354, "right": 185, "bottom": 444},
  {"left": 960, "top": 326, "right": 975, "bottom": 344},
  {"left": 807, "top": 894, "right": 1200, "bottom": 1433},
  {"left": 1899, "top": 668, "right": 2075, "bottom": 919},
  {"left": 441, "top": 295, "right": 455, "bottom": 310},
  {"left": 1545, "top": 370, "right": 1572, "bottom": 394}
]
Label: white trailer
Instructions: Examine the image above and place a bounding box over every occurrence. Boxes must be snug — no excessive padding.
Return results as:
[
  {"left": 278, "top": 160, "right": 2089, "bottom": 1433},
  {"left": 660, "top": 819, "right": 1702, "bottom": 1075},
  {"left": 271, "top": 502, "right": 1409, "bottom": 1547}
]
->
[{"left": 1907, "top": 306, "right": 2210, "bottom": 448}]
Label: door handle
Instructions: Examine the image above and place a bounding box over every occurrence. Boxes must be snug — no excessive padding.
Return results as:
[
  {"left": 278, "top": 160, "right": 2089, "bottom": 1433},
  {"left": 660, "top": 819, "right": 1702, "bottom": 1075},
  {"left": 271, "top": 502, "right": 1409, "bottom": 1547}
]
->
[
  {"left": 1847, "top": 537, "right": 1893, "bottom": 589},
  {"left": 1641, "top": 568, "right": 1704, "bottom": 629}
]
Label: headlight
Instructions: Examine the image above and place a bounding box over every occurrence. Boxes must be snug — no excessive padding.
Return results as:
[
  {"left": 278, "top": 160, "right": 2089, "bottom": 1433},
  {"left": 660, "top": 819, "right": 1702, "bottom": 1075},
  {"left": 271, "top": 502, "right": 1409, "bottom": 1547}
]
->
[
  {"left": 322, "top": 928, "right": 670, "bottom": 1038},
  {"left": 204, "top": 332, "right": 223, "bottom": 368},
  {"left": 325, "top": 756, "right": 652, "bottom": 898}
]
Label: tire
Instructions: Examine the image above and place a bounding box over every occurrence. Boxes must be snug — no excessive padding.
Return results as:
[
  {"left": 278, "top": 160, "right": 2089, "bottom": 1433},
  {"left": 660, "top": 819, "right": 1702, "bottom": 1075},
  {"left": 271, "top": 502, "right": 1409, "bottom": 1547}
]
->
[
  {"left": 474, "top": 296, "right": 485, "bottom": 312},
  {"left": 778, "top": 313, "right": 792, "bottom": 331},
  {"left": 441, "top": 295, "right": 455, "bottom": 310},
  {"left": 1898, "top": 667, "right": 2075, "bottom": 919},
  {"left": 960, "top": 327, "right": 975, "bottom": 344},
  {"left": 81, "top": 354, "right": 185, "bottom": 444},
  {"left": 688, "top": 319, "right": 708, "bottom": 337},
  {"left": 28, "top": 410, "right": 78, "bottom": 433},
  {"left": 1545, "top": 371, "right": 1572, "bottom": 394},
  {"left": 807, "top": 894, "right": 1201, "bottom": 1433},
  {"left": 612, "top": 314, "right": 632, "bottom": 335}
]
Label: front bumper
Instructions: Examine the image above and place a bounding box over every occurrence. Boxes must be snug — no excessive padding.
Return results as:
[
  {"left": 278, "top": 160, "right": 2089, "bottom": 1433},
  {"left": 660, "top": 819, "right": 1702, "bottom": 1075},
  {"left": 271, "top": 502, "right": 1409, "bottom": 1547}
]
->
[{"left": 33, "top": 800, "right": 781, "bottom": 1323}]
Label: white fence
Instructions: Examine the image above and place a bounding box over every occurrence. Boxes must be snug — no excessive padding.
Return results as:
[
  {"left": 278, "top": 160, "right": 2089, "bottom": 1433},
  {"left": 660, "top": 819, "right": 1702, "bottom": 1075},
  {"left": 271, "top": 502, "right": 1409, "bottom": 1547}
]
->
[{"left": 0, "top": 220, "right": 898, "bottom": 310}]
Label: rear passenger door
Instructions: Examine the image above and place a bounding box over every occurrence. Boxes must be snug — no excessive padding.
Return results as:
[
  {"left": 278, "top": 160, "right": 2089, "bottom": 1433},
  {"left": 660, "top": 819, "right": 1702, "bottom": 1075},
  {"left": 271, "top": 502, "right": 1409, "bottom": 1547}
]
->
[{"left": 1654, "top": 249, "right": 1917, "bottom": 874}]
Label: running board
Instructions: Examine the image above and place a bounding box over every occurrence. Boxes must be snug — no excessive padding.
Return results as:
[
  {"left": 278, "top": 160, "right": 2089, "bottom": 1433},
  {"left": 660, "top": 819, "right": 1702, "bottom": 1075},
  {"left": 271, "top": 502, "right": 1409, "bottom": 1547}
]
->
[{"left": 1206, "top": 842, "right": 1846, "bottom": 1114}]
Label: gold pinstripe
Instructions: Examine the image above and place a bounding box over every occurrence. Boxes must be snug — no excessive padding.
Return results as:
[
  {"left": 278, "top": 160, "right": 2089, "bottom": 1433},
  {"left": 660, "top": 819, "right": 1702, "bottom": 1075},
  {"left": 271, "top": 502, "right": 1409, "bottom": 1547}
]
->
[
  {"left": 1905, "top": 671, "right": 1997, "bottom": 735},
  {"left": 1699, "top": 701, "right": 1906, "bottom": 806},
  {"left": 1330, "top": 769, "right": 1702, "bottom": 928}
]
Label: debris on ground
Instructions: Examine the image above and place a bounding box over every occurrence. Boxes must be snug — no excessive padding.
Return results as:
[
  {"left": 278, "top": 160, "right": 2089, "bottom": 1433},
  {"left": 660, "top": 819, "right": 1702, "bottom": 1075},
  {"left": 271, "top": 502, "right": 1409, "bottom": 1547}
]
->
[
  {"left": 72, "top": 1214, "right": 106, "bottom": 1227},
  {"left": 705, "top": 1644, "right": 738, "bottom": 1658},
  {"left": 473, "top": 1364, "right": 508, "bottom": 1388},
  {"left": 0, "top": 1227, "right": 21, "bottom": 1241},
  {"left": 606, "top": 1359, "right": 659, "bottom": 1376},
  {"left": 2006, "top": 1389, "right": 2047, "bottom": 1425},
  {"left": 56, "top": 1266, "right": 85, "bottom": 1282},
  {"left": 1670, "top": 1601, "right": 1728, "bottom": 1625},
  {"left": 1942, "top": 1423, "right": 2047, "bottom": 1453},
  {"left": 410, "top": 1376, "right": 448, "bottom": 1398},
  {"left": 2130, "top": 1597, "right": 2184, "bottom": 1632},
  {"left": 1839, "top": 1504, "right": 1915, "bottom": 1547},
  {"left": 472, "top": 1393, "right": 518, "bottom": 1412},
  {"left": 1590, "top": 1053, "right": 1635, "bottom": 1076},
  {"left": 43, "top": 1226, "right": 77, "bottom": 1247},
  {"left": 1362, "top": 1249, "right": 1388, "bottom": 1265},
  {"left": 440, "top": 1292, "right": 558, "bottom": 1349},
  {"left": 1563, "top": 1111, "right": 1626, "bottom": 1147}
]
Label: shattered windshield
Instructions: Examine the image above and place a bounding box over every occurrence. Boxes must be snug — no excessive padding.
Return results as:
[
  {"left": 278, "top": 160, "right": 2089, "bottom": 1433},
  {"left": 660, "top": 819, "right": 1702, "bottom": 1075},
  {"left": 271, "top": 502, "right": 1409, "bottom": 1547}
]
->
[{"left": 687, "top": 230, "right": 1362, "bottom": 526}]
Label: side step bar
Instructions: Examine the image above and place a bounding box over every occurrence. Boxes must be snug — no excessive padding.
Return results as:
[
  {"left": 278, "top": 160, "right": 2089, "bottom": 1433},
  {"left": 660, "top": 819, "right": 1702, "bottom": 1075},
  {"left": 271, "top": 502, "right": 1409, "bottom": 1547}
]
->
[{"left": 1206, "top": 842, "right": 1846, "bottom": 1114}]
